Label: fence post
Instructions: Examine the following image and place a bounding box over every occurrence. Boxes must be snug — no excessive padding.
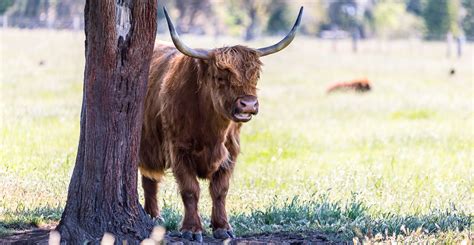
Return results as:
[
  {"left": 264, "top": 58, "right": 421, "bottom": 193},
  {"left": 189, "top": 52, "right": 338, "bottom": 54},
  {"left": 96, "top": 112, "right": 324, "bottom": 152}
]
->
[
  {"left": 2, "top": 15, "right": 7, "bottom": 28},
  {"left": 446, "top": 32, "right": 453, "bottom": 58},
  {"left": 73, "top": 15, "right": 80, "bottom": 31},
  {"left": 352, "top": 28, "right": 360, "bottom": 53},
  {"left": 456, "top": 35, "right": 464, "bottom": 58}
]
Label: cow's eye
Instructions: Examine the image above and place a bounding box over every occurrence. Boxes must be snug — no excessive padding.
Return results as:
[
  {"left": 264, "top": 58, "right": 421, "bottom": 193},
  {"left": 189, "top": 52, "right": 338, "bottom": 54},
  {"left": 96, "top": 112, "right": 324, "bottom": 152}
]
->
[{"left": 215, "top": 76, "right": 226, "bottom": 84}]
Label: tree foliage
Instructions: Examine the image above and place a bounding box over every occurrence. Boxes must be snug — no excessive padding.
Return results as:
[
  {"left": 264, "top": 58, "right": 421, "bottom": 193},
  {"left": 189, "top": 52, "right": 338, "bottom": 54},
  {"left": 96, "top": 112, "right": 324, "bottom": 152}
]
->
[
  {"left": 423, "top": 0, "right": 460, "bottom": 39},
  {"left": 374, "top": 1, "right": 424, "bottom": 39},
  {"left": 241, "top": 0, "right": 271, "bottom": 40},
  {"left": 0, "top": 0, "right": 14, "bottom": 15},
  {"left": 406, "top": 0, "right": 425, "bottom": 16},
  {"left": 461, "top": 0, "right": 474, "bottom": 38},
  {"left": 266, "top": 0, "right": 291, "bottom": 35},
  {"left": 1, "top": 0, "right": 471, "bottom": 40},
  {"left": 327, "top": 0, "right": 358, "bottom": 30},
  {"left": 173, "top": 0, "right": 212, "bottom": 34}
]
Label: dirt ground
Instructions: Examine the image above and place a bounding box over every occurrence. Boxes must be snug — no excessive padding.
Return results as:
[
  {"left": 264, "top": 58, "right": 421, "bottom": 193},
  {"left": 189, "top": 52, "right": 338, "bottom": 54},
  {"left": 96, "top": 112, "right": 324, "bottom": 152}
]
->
[{"left": 0, "top": 228, "right": 340, "bottom": 244}]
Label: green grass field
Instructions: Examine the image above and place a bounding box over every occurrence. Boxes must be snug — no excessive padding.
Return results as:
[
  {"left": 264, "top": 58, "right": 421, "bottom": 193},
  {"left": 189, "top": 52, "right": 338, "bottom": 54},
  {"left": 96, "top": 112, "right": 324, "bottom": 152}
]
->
[{"left": 1, "top": 29, "right": 473, "bottom": 242}]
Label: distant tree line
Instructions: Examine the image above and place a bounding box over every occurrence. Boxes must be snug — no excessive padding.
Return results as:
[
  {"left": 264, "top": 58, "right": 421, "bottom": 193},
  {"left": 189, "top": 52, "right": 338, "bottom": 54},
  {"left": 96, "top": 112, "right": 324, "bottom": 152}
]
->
[
  {"left": 0, "top": 0, "right": 83, "bottom": 29},
  {"left": 1, "top": 0, "right": 473, "bottom": 41}
]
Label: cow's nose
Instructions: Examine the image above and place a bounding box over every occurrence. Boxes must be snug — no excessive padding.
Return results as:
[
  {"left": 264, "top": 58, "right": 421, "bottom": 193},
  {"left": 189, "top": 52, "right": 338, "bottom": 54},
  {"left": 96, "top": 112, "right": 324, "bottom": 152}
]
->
[{"left": 236, "top": 95, "right": 259, "bottom": 114}]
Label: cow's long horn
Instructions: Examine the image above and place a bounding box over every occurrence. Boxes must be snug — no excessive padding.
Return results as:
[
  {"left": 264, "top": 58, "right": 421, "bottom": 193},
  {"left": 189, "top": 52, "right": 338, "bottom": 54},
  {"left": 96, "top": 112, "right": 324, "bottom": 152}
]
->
[
  {"left": 163, "top": 7, "right": 210, "bottom": 59},
  {"left": 257, "top": 7, "right": 303, "bottom": 57}
]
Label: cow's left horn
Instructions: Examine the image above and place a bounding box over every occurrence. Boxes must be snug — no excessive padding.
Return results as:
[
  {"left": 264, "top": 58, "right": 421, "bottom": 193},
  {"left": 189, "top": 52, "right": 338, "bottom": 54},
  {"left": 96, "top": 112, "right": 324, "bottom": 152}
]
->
[
  {"left": 257, "top": 7, "right": 303, "bottom": 57},
  {"left": 163, "top": 7, "right": 210, "bottom": 59}
]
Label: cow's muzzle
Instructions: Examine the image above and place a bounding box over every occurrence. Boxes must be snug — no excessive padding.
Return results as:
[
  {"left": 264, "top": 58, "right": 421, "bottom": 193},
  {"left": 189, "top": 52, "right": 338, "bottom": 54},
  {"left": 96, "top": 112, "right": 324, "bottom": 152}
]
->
[{"left": 232, "top": 95, "right": 259, "bottom": 122}]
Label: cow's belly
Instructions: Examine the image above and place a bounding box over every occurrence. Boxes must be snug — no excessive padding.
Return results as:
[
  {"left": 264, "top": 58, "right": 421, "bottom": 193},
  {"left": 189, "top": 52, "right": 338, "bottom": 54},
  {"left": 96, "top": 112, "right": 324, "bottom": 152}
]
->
[{"left": 169, "top": 140, "right": 230, "bottom": 179}]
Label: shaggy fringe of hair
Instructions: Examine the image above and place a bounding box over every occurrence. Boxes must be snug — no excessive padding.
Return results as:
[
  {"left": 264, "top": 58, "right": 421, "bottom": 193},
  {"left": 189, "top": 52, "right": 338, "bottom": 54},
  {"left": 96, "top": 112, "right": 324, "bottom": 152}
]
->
[{"left": 211, "top": 45, "right": 262, "bottom": 86}]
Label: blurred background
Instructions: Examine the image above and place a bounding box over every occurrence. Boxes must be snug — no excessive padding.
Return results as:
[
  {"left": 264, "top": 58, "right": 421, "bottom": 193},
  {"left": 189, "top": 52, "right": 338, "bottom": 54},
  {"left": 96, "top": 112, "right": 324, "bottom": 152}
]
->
[
  {"left": 0, "top": 0, "right": 472, "bottom": 44},
  {"left": 0, "top": 0, "right": 473, "bottom": 242}
]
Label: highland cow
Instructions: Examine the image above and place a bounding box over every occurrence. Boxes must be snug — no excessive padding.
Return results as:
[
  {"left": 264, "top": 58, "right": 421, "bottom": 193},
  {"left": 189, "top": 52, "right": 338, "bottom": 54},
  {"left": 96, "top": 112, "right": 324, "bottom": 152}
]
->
[
  {"left": 138, "top": 7, "right": 303, "bottom": 242},
  {"left": 326, "top": 78, "right": 372, "bottom": 93}
]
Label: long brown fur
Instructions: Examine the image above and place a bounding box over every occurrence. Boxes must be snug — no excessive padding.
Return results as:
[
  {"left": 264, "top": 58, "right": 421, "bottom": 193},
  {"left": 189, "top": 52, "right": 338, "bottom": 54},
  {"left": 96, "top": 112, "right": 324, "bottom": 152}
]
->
[{"left": 139, "top": 42, "right": 262, "bottom": 233}]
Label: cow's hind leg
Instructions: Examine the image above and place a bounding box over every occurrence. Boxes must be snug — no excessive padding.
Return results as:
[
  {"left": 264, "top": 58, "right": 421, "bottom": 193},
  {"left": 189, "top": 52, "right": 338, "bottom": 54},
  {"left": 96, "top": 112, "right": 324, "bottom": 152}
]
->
[
  {"left": 209, "top": 166, "right": 235, "bottom": 239},
  {"left": 173, "top": 166, "right": 203, "bottom": 242}
]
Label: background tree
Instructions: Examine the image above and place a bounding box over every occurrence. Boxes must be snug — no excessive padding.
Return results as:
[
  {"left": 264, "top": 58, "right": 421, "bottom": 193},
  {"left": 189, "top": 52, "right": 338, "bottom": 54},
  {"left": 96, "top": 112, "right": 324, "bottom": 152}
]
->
[
  {"left": 243, "top": 0, "right": 271, "bottom": 41},
  {"left": 461, "top": 0, "right": 474, "bottom": 38},
  {"left": 55, "top": 0, "right": 84, "bottom": 29},
  {"left": 2, "top": 0, "right": 85, "bottom": 29},
  {"left": 296, "top": 1, "right": 326, "bottom": 36},
  {"left": 221, "top": 0, "right": 272, "bottom": 41},
  {"left": 7, "top": 0, "right": 49, "bottom": 28},
  {"left": 1, "top": 0, "right": 470, "bottom": 41},
  {"left": 0, "top": 0, "right": 14, "bottom": 15},
  {"left": 322, "top": 0, "right": 375, "bottom": 39},
  {"left": 423, "top": 0, "right": 460, "bottom": 39},
  {"left": 266, "top": 0, "right": 291, "bottom": 35},
  {"left": 173, "top": 0, "right": 212, "bottom": 34},
  {"left": 57, "top": 0, "right": 157, "bottom": 243},
  {"left": 327, "top": 0, "right": 358, "bottom": 31},
  {"left": 406, "top": 0, "right": 425, "bottom": 16},
  {"left": 374, "top": 1, "right": 424, "bottom": 39}
]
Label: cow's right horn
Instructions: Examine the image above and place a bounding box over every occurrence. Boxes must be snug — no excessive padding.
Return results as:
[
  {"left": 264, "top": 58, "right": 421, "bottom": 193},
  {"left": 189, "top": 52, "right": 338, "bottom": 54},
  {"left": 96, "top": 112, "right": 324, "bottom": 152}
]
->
[{"left": 163, "top": 7, "right": 210, "bottom": 59}]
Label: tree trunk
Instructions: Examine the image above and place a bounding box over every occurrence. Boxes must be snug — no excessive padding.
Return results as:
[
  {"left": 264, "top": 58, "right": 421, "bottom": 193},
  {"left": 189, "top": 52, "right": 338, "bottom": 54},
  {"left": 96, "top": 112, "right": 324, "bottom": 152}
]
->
[
  {"left": 245, "top": 7, "right": 258, "bottom": 41},
  {"left": 57, "top": 0, "right": 157, "bottom": 244},
  {"left": 24, "top": 0, "right": 41, "bottom": 18}
]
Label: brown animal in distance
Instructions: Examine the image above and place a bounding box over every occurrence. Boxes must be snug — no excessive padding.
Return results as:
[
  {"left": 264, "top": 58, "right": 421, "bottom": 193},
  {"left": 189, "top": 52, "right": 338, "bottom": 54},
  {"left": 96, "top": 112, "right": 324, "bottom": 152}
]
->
[
  {"left": 139, "top": 7, "right": 303, "bottom": 242},
  {"left": 326, "top": 78, "right": 372, "bottom": 93}
]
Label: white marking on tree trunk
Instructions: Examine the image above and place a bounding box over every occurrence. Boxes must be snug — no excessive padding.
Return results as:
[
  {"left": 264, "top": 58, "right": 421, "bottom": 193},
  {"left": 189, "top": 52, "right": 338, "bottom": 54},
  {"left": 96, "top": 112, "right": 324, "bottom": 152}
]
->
[{"left": 115, "top": 3, "right": 131, "bottom": 39}]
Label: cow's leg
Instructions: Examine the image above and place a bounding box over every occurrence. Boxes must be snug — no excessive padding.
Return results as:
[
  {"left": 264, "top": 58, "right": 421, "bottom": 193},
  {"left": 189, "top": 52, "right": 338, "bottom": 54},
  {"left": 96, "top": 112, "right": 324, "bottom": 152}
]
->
[
  {"left": 141, "top": 175, "right": 162, "bottom": 219},
  {"left": 140, "top": 167, "right": 165, "bottom": 224},
  {"left": 173, "top": 167, "right": 203, "bottom": 242},
  {"left": 210, "top": 125, "right": 240, "bottom": 239},
  {"left": 209, "top": 165, "right": 235, "bottom": 239}
]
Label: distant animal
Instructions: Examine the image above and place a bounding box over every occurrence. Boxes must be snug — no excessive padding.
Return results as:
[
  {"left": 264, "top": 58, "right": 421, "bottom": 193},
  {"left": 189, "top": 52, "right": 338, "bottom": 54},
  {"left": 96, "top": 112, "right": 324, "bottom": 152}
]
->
[
  {"left": 138, "top": 7, "right": 303, "bottom": 242},
  {"left": 326, "top": 78, "right": 371, "bottom": 93},
  {"left": 449, "top": 68, "right": 456, "bottom": 76}
]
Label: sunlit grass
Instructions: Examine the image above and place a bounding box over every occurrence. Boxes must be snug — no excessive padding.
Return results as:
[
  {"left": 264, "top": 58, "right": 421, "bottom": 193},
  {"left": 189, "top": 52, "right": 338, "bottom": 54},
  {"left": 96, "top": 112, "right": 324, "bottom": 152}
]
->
[{"left": 0, "top": 29, "right": 473, "bottom": 241}]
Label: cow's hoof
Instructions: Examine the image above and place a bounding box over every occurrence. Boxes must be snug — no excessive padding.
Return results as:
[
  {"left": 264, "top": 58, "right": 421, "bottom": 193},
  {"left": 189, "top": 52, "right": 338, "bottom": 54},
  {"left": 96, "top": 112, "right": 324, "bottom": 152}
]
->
[
  {"left": 213, "top": 228, "right": 235, "bottom": 239},
  {"left": 181, "top": 230, "right": 203, "bottom": 242},
  {"left": 194, "top": 231, "right": 203, "bottom": 243},
  {"left": 181, "top": 230, "right": 193, "bottom": 240}
]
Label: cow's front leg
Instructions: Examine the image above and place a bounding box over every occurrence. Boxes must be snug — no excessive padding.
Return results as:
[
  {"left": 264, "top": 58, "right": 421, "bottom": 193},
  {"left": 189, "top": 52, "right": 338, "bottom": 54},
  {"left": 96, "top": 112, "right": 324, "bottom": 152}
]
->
[
  {"left": 173, "top": 167, "right": 203, "bottom": 242},
  {"left": 209, "top": 166, "right": 235, "bottom": 239}
]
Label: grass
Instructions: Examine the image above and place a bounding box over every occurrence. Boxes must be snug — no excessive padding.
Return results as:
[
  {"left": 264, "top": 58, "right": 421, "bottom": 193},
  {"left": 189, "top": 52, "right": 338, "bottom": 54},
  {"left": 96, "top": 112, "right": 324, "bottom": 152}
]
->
[{"left": 0, "top": 29, "right": 473, "bottom": 242}]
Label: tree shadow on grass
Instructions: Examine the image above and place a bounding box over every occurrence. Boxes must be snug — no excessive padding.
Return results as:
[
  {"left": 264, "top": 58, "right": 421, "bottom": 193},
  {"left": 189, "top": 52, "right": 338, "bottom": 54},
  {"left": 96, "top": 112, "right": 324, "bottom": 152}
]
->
[
  {"left": 0, "top": 195, "right": 471, "bottom": 243},
  {"left": 0, "top": 206, "right": 62, "bottom": 237},
  {"left": 162, "top": 194, "right": 471, "bottom": 242}
]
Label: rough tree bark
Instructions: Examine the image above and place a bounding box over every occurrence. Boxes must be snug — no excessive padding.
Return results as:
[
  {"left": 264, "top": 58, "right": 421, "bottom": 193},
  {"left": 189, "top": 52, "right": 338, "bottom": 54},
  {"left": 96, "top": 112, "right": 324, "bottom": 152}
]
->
[{"left": 57, "top": 0, "right": 157, "bottom": 243}]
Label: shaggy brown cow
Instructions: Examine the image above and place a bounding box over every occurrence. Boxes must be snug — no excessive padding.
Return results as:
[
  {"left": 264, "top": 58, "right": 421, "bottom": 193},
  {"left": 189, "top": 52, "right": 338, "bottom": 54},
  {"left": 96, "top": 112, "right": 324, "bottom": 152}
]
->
[{"left": 139, "top": 7, "right": 303, "bottom": 242}]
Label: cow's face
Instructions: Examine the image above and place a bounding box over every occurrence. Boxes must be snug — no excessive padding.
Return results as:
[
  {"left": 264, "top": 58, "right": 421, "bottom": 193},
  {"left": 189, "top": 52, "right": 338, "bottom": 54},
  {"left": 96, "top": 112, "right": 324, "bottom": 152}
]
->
[
  {"left": 206, "top": 46, "right": 262, "bottom": 123},
  {"left": 163, "top": 6, "right": 302, "bottom": 122}
]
